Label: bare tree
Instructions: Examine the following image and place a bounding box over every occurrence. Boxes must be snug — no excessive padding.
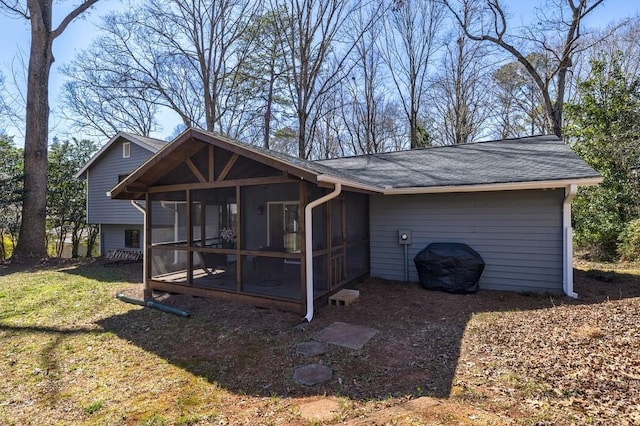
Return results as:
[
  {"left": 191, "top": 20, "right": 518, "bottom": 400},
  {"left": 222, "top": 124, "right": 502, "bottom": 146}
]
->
[
  {"left": 308, "top": 86, "right": 345, "bottom": 159},
  {"left": 64, "top": 0, "right": 260, "bottom": 139},
  {"left": 381, "top": 0, "right": 445, "bottom": 148},
  {"left": 429, "top": 32, "right": 493, "bottom": 144},
  {"left": 338, "top": 5, "right": 406, "bottom": 155},
  {"left": 1, "top": 0, "right": 101, "bottom": 260},
  {"left": 0, "top": 72, "right": 11, "bottom": 128},
  {"left": 578, "top": 17, "right": 640, "bottom": 80},
  {"left": 444, "top": 0, "right": 606, "bottom": 138},
  {"left": 61, "top": 56, "right": 160, "bottom": 138},
  {"left": 271, "top": 0, "right": 383, "bottom": 159}
]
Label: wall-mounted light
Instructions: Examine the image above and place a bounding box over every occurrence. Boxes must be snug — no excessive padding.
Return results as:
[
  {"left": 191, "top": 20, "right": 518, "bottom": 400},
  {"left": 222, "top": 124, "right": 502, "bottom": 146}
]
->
[{"left": 257, "top": 205, "right": 264, "bottom": 215}]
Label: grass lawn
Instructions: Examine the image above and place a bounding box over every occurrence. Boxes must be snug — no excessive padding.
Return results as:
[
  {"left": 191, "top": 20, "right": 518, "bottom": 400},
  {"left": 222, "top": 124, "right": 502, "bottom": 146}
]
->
[{"left": 1, "top": 258, "right": 639, "bottom": 425}]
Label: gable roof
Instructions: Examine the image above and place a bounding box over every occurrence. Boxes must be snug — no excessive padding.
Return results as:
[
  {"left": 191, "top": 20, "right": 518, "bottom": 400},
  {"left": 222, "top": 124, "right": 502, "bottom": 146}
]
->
[
  {"left": 110, "top": 128, "right": 601, "bottom": 199},
  {"left": 75, "top": 132, "right": 169, "bottom": 179}
]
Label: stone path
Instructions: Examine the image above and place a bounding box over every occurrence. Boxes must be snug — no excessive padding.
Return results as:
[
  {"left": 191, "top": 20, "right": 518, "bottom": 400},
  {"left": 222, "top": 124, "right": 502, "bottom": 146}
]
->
[
  {"left": 312, "top": 321, "right": 378, "bottom": 350},
  {"left": 293, "top": 364, "right": 332, "bottom": 386},
  {"left": 293, "top": 322, "right": 379, "bottom": 387}
]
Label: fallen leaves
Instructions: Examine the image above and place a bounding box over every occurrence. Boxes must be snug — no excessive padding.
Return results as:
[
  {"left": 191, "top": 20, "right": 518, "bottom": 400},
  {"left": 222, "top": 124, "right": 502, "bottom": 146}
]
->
[{"left": 456, "top": 276, "right": 640, "bottom": 424}]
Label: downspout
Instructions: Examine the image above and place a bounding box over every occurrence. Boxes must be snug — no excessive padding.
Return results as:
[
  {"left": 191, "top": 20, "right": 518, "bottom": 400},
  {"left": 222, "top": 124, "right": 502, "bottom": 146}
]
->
[
  {"left": 130, "top": 200, "right": 148, "bottom": 293},
  {"left": 304, "top": 182, "right": 342, "bottom": 322},
  {"left": 563, "top": 184, "right": 578, "bottom": 298}
]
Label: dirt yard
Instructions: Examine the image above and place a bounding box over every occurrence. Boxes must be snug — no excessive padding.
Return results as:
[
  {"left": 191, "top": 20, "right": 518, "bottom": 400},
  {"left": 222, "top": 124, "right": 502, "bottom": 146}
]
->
[{"left": 113, "top": 260, "right": 640, "bottom": 424}]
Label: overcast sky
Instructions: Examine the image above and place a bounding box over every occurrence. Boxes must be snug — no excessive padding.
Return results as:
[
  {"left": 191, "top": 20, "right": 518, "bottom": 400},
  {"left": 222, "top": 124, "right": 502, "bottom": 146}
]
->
[{"left": 0, "top": 0, "right": 638, "bottom": 147}]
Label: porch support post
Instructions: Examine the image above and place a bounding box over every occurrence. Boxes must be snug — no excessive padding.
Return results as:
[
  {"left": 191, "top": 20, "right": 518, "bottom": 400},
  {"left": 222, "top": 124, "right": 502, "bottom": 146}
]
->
[
  {"left": 563, "top": 184, "right": 578, "bottom": 298},
  {"left": 304, "top": 181, "right": 342, "bottom": 322}
]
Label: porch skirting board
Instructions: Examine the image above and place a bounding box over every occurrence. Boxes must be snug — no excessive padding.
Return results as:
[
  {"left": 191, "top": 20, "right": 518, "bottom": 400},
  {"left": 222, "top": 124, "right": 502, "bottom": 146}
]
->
[
  {"left": 147, "top": 280, "right": 304, "bottom": 313},
  {"left": 146, "top": 270, "right": 369, "bottom": 315}
]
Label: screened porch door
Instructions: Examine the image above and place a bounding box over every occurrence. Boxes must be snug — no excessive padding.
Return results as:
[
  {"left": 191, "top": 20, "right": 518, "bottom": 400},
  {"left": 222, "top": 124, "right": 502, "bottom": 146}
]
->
[{"left": 329, "top": 199, "right": 345, "bottom": 289}]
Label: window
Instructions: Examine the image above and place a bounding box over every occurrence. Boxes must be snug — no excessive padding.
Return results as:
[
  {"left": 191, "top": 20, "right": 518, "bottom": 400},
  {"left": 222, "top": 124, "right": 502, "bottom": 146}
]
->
[
  {"left": 122, "top": 142, "right": 130, "bottom": 158},
  {"left": 125, "top": 229, "right": 140, "bottom": 248},
  {"left": 268, "top": 202, "right": 299, "bottom": 252}
]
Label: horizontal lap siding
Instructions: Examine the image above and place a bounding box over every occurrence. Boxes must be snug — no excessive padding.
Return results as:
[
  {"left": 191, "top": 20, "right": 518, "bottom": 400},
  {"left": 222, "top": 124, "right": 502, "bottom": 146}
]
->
[
  {"left": 369, "top": 189, "right": 564, "bottom": 293},
  {"left": 87, "top": 140, "right": 152, "bottom": 224},
  {"left": 101, "top": 224, "right": 144, "bottom": 254}
]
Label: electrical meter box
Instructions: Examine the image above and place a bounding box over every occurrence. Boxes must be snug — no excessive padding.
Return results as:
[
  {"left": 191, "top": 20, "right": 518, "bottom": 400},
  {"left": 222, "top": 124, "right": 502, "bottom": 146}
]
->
[{"left": 398, "top": 229, "right": 412, "bottom": 245}]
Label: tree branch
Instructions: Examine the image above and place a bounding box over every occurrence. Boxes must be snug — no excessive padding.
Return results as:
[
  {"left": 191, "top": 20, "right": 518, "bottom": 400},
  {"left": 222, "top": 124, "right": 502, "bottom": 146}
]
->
[
  {"left": 52, "top": 0, "right": 101, "bottom": 40},
  {"left": 0, "top": 0, "right": 29, "bottom": 19}
]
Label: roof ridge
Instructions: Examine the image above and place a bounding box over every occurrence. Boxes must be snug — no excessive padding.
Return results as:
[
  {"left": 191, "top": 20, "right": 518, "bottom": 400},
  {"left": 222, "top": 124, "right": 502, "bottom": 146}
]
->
[{"left": 316, "top": 134, "right": 559, "bottom": 163}]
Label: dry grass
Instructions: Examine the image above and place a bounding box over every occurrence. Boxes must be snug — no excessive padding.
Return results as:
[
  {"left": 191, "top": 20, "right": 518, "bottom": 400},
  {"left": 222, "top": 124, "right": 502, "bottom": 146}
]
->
[{"left": 1, "top": 258, "right": 639, "bottom": 425}]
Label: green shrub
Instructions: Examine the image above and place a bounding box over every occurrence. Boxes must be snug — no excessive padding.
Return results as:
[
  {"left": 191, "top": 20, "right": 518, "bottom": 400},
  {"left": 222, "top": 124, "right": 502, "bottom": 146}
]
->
[
  {"left": 617, "top": 219, "right": 640, "bottom": 261},
  {"left": 1, "top": 235, "right": 13, "bottom": 260}
]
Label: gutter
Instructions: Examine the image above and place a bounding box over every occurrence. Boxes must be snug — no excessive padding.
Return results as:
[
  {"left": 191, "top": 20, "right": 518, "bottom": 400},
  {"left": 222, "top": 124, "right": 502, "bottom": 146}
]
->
[
  {"left": 562, "top": 184, "right": 578, "bottom": 298},
  {"left": 314, "top": 174, "right": 601, "bottom": 196},
  {"left": 317, "top": 174, "right": 381, "bottom": 194},
  {"left": 304, "top": 181, "right": 342, "bottom": 322},
  {"left": 381, "top": 177, "right": 602, "bottom": 195},
  {"left": 130, "top": 200, "right": 149, "bottom": 294}
]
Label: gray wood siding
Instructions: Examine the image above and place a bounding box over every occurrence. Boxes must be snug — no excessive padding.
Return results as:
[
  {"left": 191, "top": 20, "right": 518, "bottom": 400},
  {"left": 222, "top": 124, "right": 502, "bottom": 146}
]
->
[
  {"left": 87, "top": 141, "right": 152, "bottom": 224},
  {"left": 101, "top": 224, "right": 144, "bottom": 254},
  {"left": 369, "top": 189, "right": 564, "bottom": 293}
]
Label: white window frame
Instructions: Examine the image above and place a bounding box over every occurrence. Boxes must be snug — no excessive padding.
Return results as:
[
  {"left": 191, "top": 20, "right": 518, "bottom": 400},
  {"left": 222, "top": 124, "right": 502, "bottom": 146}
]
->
[{"left": 122, "top": 142, "right": 130, "bottom": 158}]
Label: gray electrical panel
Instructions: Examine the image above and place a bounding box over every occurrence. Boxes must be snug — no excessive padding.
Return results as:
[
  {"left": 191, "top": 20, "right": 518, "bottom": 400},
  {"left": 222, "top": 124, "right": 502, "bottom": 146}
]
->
[{"left": 398, "top": 229, "right": 412, "bottom": 245}]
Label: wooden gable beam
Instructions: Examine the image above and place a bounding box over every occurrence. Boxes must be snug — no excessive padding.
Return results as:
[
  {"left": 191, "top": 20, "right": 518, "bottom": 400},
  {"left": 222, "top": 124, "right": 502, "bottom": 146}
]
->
[
  {"left": 186, "top": 158, "right": 207, "bottom": 183},
  {"left": 217, "top": 153, "right": 239, "bottom": 181},
  {"left": 140, "top": 141, "right": 206, "bottom": 185},
  {"left": 190, "top": 130, "right": 318, "bottom": 183}
]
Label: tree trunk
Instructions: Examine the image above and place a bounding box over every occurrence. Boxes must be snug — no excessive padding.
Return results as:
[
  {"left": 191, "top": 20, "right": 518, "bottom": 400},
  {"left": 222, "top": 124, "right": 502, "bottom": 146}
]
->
[
  {"left": 298, "top": 114, "right": 306, "bottom": 159},
  {"left": 71, "top": 223, "right": 81, "bottom": 258},
  {"left": 0, "top": 230, "right": 6, "bottom": 260},
  {"left": 85, "top": 224, "right": 99, "bottom": 257},
  {"left": 409, "top": 106, "right": 418, "bottom": 149},
  {"left": 264, "top": 71, "right": 275, "bottom": 150},
  {"left": 12, "top": 3, "right": 54, "bottom": 261}
]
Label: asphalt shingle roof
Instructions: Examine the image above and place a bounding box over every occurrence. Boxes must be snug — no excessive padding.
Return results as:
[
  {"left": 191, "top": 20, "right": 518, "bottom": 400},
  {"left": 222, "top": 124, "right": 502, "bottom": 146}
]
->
[
  {"left": 123, "top": 133, "right": 169, "bottom": 151},
  {"left": 316, "top": 135, "right": 599, "bottom": 189}
]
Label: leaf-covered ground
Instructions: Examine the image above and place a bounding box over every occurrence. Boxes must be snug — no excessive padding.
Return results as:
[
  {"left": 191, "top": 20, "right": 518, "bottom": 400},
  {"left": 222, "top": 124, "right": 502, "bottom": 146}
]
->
[{"left": 0, "top": 258, "right": 639, "bottom": 425}]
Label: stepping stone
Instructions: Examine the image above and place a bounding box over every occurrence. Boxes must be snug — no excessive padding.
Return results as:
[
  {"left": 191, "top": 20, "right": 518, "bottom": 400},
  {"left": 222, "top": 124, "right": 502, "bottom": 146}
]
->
[
  {"left": 293, "top": 364, "right": 332, "bottom": 386},
  {"left": 297, "top": 340, "right": 329, "bottom": 357},
  {"left": 313, "top": 321, "right": 378, "bottom": 350}
]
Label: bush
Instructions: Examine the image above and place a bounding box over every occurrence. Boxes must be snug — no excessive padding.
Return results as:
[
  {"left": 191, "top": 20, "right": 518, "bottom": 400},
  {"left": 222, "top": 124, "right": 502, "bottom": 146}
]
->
[
  {"left": 617, "top": 219, "right": 640, "bottom": 261},
  {"left": 1, "top": 235, "right": 13, "bottom": 260},
  {"left": 572, "top": 186, "right": 629, "bottom": 261}
]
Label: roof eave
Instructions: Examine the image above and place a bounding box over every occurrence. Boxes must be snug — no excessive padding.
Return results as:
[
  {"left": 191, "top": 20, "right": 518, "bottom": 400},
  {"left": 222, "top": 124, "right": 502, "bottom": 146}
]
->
[
  {"left": 317, "top": 174, "right": 383, "bottom": 193},
  {"left": 381, "top": 176, "right": 603, "bottom": 195}
]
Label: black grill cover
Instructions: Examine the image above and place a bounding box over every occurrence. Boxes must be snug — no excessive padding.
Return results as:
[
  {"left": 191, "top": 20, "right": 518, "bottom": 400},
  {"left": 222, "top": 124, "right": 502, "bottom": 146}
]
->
[{"left": 414, "top": 243, "right": 485, "bottom": 293}]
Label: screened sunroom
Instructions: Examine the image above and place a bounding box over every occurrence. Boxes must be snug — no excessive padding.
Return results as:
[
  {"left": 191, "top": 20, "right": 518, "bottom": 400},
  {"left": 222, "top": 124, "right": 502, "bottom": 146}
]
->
[{"left": 111, "top": 128, "right": 370, "bottom": 313}]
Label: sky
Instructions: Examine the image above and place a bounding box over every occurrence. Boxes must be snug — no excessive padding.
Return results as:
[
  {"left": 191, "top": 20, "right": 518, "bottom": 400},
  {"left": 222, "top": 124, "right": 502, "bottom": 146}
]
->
[{"left": 0, "top": 0, "right": 638, "bottom": 148}]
